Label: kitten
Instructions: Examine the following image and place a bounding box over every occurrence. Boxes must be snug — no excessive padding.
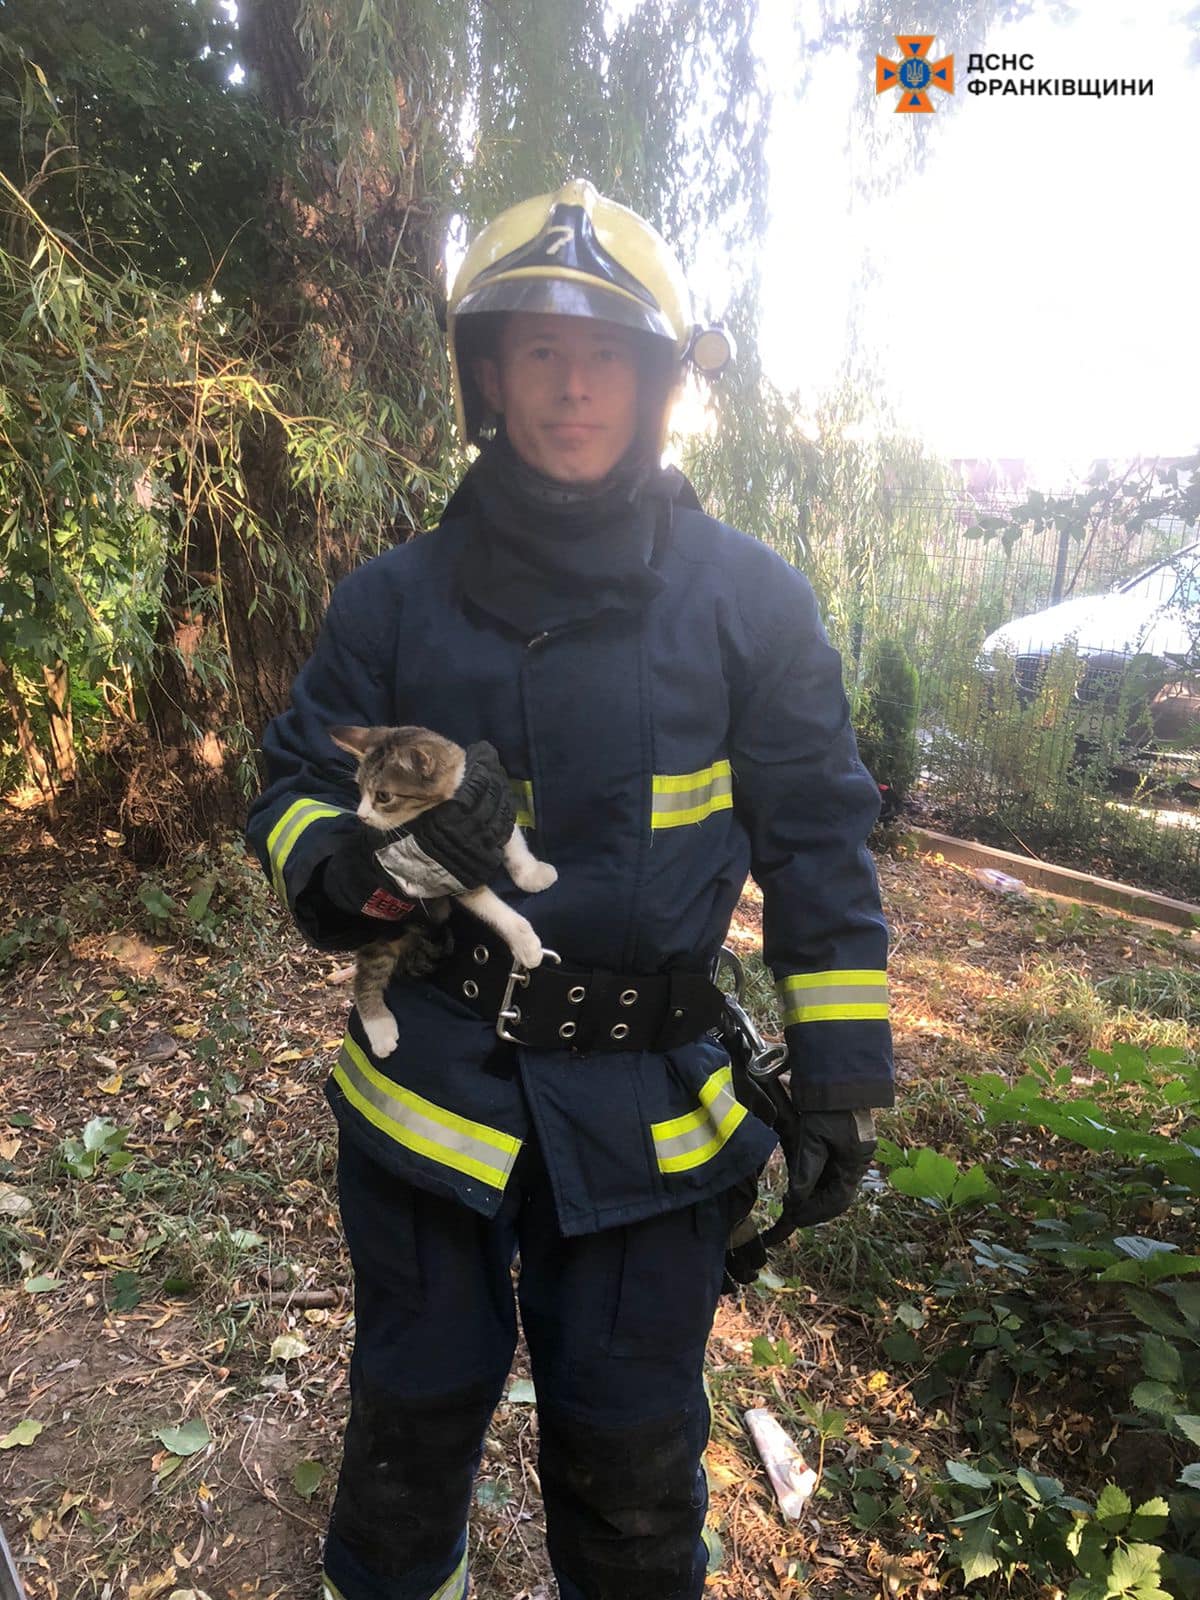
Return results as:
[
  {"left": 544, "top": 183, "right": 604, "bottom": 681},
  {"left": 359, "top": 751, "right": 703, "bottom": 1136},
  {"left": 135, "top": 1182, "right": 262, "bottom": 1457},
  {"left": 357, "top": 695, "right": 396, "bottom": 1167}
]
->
[{"left": 329, "top": 724, "right": 557, "bottom": 1057}]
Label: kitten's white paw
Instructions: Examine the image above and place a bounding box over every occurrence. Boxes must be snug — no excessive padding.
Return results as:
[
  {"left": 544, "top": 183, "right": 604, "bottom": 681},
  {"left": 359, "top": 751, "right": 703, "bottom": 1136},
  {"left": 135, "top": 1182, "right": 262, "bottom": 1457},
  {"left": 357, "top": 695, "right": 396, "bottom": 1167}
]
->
[
  {"left": 363, "top": 1013, "right": 399, "bottom": 1057},
  {"left": 510, "top": 924, "right": 544, "bottom": 969},
  {"left": 516, "top": 861, "right": 558, "bottom": 893}
]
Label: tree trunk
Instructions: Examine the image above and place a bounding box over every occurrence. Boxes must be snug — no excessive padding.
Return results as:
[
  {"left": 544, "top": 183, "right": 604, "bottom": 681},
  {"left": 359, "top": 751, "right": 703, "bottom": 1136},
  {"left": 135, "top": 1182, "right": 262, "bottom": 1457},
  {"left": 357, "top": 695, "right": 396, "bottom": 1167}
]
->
[
  {"left": 127, "top": 0, "right": 440, "bottom": 858},
  {"left": 0, "top": 655, "right": 56, "bottom": 807},
  {"left": 42, "top": 659, "right": 75, "bottom": 784}
]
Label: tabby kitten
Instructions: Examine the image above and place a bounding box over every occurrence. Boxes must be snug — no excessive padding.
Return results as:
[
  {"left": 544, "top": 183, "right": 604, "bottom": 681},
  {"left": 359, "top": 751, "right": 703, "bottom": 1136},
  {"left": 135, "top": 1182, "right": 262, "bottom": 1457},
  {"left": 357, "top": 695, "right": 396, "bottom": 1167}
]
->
[{"left": 329, "top": 724, "right": 556, "bottom": 1057}]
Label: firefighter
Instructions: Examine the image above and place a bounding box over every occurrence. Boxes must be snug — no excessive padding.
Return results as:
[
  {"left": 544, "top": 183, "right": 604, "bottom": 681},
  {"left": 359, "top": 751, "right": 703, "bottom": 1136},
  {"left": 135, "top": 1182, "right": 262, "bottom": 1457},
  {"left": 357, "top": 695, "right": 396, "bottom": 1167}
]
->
[{"left": 246, "top": 179, "right": 893, "bottom": 1600}]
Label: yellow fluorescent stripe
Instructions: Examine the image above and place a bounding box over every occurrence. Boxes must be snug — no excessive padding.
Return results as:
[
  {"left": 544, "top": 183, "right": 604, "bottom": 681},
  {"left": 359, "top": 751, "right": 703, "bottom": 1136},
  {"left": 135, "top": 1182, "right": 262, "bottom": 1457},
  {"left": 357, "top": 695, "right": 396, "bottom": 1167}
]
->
[
  {"left": 652, "top": 759, "right": 732, "bottom": 795},
  {"left": 429, "top": 1550, "right": 469, "bottom": 1600},
  {"left": 342, "top": 1035, "right": 520, "bottom": 1157},
  {"left": 652, "top": 792, "right": 733, "bottom": 829},
  {"left": 657, "top": 1100, "right": 746, "bottom": 1175},
  {"left": 510, "top": 777, "right": 535, "bottom": 830},
  {"left": 782, "top": 1002, "right": 891, "bottom": 1025},
  {"left": 777, "top": 968, "right": 889, "bottom": 1026},
  {"left": 651, "top": 760, "right": 734, "bottom": 830},
  {"left": 335, "top": 1035, "right": 520, "bottom": 1190},
  {"left": 652, "top": 1065, "right": 735, "bottom": 1140},
  {"left": 267, "top": 797, "right": 348, "bottom": 898},
  {"left": 651, "top": 1064, "right": 747, "bottom": 1175},
  {"left": 780, "top": 969, "right": 887, "bottom": 991}
]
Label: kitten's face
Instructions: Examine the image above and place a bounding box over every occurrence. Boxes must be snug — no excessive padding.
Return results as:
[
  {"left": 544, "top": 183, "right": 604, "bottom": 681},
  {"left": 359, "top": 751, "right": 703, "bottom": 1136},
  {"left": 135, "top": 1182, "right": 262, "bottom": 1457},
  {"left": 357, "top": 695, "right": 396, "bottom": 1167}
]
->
[{"left": 328, "top": 725, "right": 465, "bottom": 829}]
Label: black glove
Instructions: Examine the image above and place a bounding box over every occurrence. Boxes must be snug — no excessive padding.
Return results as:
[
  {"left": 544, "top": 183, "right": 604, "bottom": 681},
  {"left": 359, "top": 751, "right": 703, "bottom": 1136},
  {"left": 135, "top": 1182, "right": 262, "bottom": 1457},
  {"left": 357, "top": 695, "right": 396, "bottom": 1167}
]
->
[
  {"left": 761, "top": 1109, "right": 877, "bottom": 1245},
  {"left": 319, "top": 827, "right": 421, "bottom": 921},
  {"left": 403, "top": 742, "right": 516, "bottom": 891},
  {"left": 722, "top": 1170, "right": 769, "bottom": 1292}
]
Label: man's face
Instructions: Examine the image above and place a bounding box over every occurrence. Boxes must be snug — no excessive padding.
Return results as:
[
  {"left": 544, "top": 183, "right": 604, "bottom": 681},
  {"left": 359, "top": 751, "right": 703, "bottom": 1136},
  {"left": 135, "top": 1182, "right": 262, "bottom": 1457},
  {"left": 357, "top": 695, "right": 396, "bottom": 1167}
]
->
[{"left": 474, "top": 312, "right": 641, "bottom": 485}]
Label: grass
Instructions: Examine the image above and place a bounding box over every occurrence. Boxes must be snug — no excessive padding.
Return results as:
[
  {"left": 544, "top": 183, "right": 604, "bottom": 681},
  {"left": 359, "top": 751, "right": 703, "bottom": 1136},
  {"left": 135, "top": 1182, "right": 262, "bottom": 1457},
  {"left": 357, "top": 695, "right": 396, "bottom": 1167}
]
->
[{"left": 2, "top": 814, "right": 1199, "bottom": 1596}]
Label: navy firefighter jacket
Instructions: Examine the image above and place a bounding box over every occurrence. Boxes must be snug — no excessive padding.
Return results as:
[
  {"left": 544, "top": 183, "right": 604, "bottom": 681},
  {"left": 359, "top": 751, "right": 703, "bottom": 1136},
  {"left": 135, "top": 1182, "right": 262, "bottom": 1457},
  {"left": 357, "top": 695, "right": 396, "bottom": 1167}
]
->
[{"left": 245, "top": 503, "right": 894, "bottom": 1236}]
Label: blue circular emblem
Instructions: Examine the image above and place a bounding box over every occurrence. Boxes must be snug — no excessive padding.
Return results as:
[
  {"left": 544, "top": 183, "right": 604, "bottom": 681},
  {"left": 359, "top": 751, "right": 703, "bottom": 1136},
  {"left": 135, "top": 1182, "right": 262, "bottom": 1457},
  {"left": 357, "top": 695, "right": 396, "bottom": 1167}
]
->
[{"left": 900, "top": 58, "right": 931, "bottom": 90}]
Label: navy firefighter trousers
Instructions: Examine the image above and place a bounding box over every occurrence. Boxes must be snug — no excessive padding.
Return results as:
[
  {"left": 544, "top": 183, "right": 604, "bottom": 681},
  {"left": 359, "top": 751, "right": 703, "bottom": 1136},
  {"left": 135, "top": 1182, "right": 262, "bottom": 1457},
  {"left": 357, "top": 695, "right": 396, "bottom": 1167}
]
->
[{"left": 322, "top": 1130, "right": 733, "bottom": 1600}]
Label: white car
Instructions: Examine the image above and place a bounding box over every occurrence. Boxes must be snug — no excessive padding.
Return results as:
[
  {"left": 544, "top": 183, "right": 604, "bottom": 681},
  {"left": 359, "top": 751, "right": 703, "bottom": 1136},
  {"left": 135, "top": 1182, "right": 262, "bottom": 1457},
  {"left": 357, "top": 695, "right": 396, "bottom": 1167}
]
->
[{"left": 979, "top": 543, "right": 1200, "bottom": 752}]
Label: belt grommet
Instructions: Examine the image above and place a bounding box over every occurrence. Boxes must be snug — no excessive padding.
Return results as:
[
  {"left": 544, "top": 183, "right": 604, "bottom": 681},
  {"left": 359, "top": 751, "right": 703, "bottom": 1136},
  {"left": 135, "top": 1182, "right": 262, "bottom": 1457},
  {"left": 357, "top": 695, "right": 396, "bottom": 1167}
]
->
[
  {"left": 558, "top": 1021, "right": 577, "bottom": 1040},
  {"left": 472, "top": 945, "right": 490, "bottom": 965},
  {"left": 610, "top": 1022, "right": 630, "bottom": 1041},
  {"left": 462, "top": 979, "right": 480, "bottom": 1000},
  {"left": 619, "top": 988, "right": 638, "bottom": 1006},
  {"left": 567, "top": 985, "right": 587, "bottom": 1004}
]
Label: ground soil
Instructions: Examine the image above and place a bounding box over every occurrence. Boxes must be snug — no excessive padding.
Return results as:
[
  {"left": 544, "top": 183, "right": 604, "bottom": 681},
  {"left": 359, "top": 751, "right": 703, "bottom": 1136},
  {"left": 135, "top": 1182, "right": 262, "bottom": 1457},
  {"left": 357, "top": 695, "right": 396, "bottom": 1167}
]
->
[{"left": 1, "top": 806, "right": 1197, "bottom": 1599}]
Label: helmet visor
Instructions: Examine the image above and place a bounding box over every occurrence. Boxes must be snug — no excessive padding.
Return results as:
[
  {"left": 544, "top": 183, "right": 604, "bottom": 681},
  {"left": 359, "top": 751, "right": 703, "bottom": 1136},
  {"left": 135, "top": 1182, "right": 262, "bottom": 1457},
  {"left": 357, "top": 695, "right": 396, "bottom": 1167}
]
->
[{"left": 453, "top": 274, "right": 678, "bottom": 347}]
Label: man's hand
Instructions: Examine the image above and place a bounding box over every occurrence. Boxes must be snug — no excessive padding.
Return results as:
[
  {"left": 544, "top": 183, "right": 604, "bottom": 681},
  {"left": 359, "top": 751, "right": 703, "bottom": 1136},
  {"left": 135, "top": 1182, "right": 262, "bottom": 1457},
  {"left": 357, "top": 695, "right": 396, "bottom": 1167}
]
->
[
  {"left": 403, "top": 742, "right": 517, "bottom": 891},
  {"left": 761, "top": 1109, "right": 876, "bottom": 1243},
  {"left": 320, "top": 829, "right": 419, "bottom": 921}
]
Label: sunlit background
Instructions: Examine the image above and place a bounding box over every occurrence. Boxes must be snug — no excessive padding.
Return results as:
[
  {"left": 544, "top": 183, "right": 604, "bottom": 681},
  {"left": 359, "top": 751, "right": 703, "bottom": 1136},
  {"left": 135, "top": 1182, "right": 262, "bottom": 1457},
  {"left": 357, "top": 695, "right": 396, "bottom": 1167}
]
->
[{"left": 750, "top": 0, "right": 1199, "bottom": 478}]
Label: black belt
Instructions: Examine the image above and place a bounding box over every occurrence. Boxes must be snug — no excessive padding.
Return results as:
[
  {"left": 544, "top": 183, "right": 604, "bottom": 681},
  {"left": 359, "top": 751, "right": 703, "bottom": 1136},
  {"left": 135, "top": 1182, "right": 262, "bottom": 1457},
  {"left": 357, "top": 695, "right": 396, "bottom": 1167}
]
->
[{"left": 429, "top": 928, "right": 724, "bottom": 1053}]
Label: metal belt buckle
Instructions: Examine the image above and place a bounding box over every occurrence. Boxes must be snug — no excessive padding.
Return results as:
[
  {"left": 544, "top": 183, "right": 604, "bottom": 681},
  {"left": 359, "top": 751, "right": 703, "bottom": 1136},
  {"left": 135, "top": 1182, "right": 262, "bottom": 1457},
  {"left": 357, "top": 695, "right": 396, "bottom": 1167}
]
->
[{"left": 496, "top": 948, "right": 560, "bottom": 1043}]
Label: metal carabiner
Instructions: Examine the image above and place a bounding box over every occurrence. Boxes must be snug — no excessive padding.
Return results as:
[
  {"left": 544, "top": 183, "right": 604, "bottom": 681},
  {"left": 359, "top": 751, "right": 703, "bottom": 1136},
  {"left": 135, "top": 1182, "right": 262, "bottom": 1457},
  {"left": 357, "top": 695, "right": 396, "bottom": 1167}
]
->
[
  {"left": 496, "top": 948, "right": 560, "bottom": 1043},
  {"left": 712, "top": 945, "right": 789, "bottom": 1081}
]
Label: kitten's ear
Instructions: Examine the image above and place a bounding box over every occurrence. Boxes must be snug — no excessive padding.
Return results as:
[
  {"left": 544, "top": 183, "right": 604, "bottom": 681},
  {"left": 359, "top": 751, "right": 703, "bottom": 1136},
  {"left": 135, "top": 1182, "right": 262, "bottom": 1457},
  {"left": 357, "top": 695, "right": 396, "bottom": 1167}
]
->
[
  {"left": 329, "top": 725, "right": 385, "bottom": 759},
  {"left": 398, "top": 741, "right": 439, "bottom": 780}
]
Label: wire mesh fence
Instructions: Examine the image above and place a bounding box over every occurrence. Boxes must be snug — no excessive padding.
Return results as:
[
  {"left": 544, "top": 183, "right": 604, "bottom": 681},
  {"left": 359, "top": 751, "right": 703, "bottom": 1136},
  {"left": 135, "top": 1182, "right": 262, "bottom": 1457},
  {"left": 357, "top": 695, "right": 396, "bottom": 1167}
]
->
[{"left": 809, "top": 491, "right": 1200, "bottom": 902}]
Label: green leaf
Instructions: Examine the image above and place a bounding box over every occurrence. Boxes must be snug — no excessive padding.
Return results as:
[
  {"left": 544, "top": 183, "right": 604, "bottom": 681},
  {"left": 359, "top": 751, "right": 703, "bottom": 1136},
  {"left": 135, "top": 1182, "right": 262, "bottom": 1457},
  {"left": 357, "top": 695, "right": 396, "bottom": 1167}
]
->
[
  {"left": 23, "top": 1274, "right": 63, "bottom": 1294},
  {"left": 138, "top": 882, "right": 177, "bottom": 920},
  {"left": 751, "top": 1335, "right": 778, "bottom": 1367},
  {"left": 1175, "top": 1416, "right": 1200, "bottom": 1448},
  {"left": 882, "top": 1331, "right": 922, "bottom": 1364},
  {"left": 506, "top": 1378, "right": 536, "bottom": 1404},
  {"left": 896, "top": 1302, "right": 926, "bottom": 1330},
  {"left": 110, "top": 1269, "right": 141, "bottom": 1311},
  {"left": 890, "top": 1148, "right": 959, "bottom": 1204},
  {"left": 946, "top": 1459, "right": 994, "bottom": 1490},
  {"left": 1124, "top": 1289, "right": 1187, "bottom": 1339},
  {"left": 184, "top": 877, "right": 215, "bottom": 920},
  {"left": 1132, "top": 1381, "right": 1178, "bottom": 1418},
  {"left": 1141, "top": 1334, "right": 1183, "bottom": 1385},
  {"left": 1100, "top": 1255, "right": 1200, "bottom": 1285},
  {"left": 155, "top": 1419, "right": 210, "bottom": 1457},
  {"left": 1109, "top": 1042, "right": 1149, "bottom": 1080},
  {"left": 1108, "top": 1543, "right": 1163, "bottom": 1594},
  {"left": 951, "top": 1164, "right": 998, "bottom": 1206},
  {"left": 955, "top": 1511, "right": 1001, "bottom": 1583},
  {"left": 0, "top": 1419, "right": 46, "bottom": 1449},
  {"left": 82, "top": 1115, "right": 125, "bottom": 1154},
  {"left": 1180, "top": 1463, "right": 1200, "bottom": 1488},
  {"left": 227, "top": 1229, "right": 265, "bottom": 1251},
  {"left": 1128, "top": 1498, "right": 1170, "bottom": 1539},
  {"left": 292, "top": 1458, "right": 325, "bottom": 1500},
  {"left": 1095, "top": 1482, "right": 1132, "bottom": 1530}
]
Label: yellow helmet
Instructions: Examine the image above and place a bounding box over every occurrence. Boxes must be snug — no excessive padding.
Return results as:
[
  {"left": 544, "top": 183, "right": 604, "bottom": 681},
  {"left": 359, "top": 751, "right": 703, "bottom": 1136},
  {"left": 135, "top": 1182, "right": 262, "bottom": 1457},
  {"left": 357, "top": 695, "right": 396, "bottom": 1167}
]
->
[{"left": 447, "top": 178, "right": 733, "bottom": 447}]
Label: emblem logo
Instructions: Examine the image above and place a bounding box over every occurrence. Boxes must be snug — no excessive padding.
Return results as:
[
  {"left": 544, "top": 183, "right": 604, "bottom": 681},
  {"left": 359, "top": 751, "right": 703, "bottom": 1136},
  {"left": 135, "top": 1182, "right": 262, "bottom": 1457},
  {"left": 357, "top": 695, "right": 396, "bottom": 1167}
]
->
[{"left": 876, "top": 35, "right": 955, "bottom": 113}]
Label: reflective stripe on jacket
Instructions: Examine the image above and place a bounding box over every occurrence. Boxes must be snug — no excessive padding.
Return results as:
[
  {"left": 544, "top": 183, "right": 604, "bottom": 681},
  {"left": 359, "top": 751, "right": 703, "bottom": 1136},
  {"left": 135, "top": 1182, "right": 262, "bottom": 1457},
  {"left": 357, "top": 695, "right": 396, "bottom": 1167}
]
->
[{"left": 246, "top": 505, "right": 892, "bottom": 1235}]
